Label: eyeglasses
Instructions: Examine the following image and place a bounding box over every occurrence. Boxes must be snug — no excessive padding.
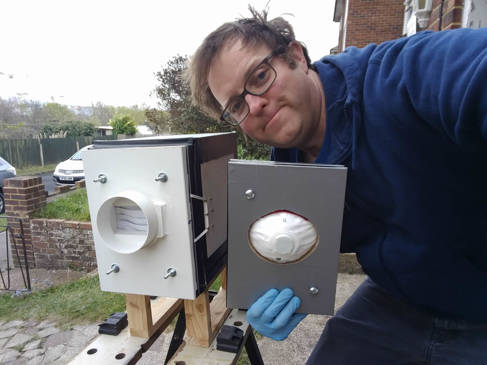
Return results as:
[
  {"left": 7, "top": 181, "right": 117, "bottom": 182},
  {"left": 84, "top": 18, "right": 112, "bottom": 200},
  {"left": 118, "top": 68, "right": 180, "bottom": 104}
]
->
[{"left": 220, "top": 53, "right": 277, "bottom": 126}]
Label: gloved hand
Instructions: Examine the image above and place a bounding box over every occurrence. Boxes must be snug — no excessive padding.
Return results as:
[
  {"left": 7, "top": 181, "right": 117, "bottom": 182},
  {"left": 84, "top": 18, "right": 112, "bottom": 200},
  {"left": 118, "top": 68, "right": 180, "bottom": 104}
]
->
[{"left": 246, "top": 288, "right": 306, "bottom": 341}]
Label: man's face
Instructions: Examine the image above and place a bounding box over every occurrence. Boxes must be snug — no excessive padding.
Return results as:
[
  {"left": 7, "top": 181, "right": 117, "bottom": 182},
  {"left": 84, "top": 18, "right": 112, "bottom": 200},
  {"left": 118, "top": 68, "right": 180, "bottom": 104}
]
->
[{"left": 208, "top": 39, "right": 321, "bottom": 149}]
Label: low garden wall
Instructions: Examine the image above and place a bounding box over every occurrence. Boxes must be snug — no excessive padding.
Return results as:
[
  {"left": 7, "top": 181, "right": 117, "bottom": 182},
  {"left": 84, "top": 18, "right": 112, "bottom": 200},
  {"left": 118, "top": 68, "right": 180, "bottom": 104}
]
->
[
  {"left": 31, "top": 219, "right": 96, "bottom": 271},
  {"left": 4, "top": 176, "right": 96, "bottom": 272}
]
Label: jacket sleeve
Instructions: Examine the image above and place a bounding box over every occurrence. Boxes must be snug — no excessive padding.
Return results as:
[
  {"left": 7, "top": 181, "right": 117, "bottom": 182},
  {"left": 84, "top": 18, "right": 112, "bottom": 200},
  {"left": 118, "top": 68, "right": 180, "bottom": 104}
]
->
[{"left": 367, "top": 28, "right": 487, "bottom": 150}]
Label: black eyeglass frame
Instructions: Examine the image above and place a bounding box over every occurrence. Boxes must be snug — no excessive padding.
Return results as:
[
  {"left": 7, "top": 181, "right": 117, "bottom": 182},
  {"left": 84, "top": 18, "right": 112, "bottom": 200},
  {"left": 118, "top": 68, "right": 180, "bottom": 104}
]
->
[{"left": 219, "top": 51, "right": 281, "bottom": 126}]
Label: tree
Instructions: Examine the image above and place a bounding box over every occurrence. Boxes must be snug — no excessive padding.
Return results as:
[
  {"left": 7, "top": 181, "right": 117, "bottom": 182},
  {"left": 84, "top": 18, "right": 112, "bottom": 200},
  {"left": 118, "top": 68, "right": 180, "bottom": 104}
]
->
[
  {"left": 153, "top": 55, "right": 270, "bottom": 159},
  {"left": 43, "top": 103, "right": 76, "bottom": 124},
  {"left": 115, "top": 106, "right": 147, "bottom": 125},
  {"left": 39, "top": 120, "right": 96, "bottom": 138},
  {"left": 109, "top": 115, "right": 137, "bottom": 136},
  {"left": 154, "top": 55, "right": 219, "bottom": 134},
  {"left": 89, "top": 102, "right": 115, "bottom": 126},
  {"left": 145, "top": 108, "right": 171, "bottom": 135}
]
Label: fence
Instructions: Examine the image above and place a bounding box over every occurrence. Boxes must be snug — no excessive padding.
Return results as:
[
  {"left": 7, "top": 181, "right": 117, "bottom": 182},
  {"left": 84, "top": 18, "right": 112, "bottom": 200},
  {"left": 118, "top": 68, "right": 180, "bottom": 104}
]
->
[{"left": 0, "top": 136, "right": 95, "bottom": 168}]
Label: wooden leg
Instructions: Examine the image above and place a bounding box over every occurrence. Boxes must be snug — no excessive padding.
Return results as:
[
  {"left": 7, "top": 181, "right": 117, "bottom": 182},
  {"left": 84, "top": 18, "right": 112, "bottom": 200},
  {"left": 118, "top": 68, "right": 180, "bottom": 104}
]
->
[
  {"left": 126, "top": 294, "right": 152, "bottom": 338},
  {"left": 184, "top": 265, "right": 231, "bottom": 347},
  {"left": 184, "top": 290, "right": 212, "bottom": 346},
  {"left": 126, "top": 294, "right": 183, "bottom": 338}
]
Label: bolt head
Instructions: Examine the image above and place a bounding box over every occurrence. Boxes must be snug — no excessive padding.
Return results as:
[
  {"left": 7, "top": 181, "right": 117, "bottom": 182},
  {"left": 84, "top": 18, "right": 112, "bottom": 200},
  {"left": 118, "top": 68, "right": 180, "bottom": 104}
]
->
[
  {"left": 156, "top": 172, "right": 168, "bottom": 182},
  {"left": 309, "top": 286, "right": 319, "bottom": 295},
  {"left": 245, "top": 189, "right": 255, "bottom": 200}
]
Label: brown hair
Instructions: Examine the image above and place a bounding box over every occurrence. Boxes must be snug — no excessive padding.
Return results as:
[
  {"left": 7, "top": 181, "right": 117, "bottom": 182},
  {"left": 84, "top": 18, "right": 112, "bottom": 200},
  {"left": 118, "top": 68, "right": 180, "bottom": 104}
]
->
[{"left": 186, "top": 6, "right": 315, "bottom": 119}]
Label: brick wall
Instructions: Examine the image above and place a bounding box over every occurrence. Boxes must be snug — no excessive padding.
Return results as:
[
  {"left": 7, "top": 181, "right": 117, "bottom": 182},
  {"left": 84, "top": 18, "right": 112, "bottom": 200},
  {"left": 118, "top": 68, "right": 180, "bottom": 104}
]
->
[
  {"left": 427, "top": 0, "right": 463, "bottom": 31},
  {"left": 4, "top": 176, "right": 47, "bottom": 268},
  {"left": 4, "top": 176, "right": 95, "bottom": 272},
  {"left": 31, "top": 219, "right": 96, "bottom": 271},
  {"left": 344, "top": 0, "right": 404, "bottom": 49}
]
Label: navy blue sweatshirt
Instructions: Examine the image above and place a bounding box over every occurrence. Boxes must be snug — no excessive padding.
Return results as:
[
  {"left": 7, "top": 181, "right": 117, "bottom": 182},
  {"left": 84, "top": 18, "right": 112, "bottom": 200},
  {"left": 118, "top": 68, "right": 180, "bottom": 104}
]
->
[{"left": 272, "top": 28, "right": 487, "bottom": 322}]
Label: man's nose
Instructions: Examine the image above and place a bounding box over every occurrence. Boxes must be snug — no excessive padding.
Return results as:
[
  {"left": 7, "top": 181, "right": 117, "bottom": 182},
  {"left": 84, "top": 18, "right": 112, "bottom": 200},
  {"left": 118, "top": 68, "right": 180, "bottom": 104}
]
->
[{"left": 245, "top": 93, "right": 267, "bottom": 115}]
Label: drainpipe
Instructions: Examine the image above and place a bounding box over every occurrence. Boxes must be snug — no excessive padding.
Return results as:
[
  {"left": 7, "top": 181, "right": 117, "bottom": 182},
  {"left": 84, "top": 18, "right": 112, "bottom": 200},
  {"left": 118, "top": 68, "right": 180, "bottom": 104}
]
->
[{"left": 439, "top": 0, "right": 445, "bottom": 30}]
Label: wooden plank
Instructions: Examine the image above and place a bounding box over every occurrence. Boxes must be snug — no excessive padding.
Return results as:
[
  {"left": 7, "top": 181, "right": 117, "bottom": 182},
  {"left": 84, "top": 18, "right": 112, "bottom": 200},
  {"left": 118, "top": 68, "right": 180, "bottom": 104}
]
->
[
  {"left": 168, "top": 309, "right": 250, "bottom": 365},
  {"left": 210, "top": 289, "right": 231, "bottom": 334},
  {"left": 184, "top": 291, "right": 212, "bottom": 346},
  {"left": 126, "top": 294, "right": 152, "bottom": 338},
  {"left": 151, "top": 297, "right": 183, "bottom": 330},
  {"left": 221, "top": 266, "right": 227, "bottom": 290}
]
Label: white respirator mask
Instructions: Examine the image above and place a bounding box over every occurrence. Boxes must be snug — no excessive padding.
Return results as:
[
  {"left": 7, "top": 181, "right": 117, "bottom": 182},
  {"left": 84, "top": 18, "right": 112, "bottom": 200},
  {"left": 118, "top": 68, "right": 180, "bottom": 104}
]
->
[{"left": 248, "top": 210, "right": 318, "bottom": 263}]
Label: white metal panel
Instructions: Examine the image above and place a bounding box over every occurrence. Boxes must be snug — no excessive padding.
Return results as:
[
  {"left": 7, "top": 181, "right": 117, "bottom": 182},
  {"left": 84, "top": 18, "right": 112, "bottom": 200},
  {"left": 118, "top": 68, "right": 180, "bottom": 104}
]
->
[{"left": 83, "top": 145, "right": 198, "bottom": 299}]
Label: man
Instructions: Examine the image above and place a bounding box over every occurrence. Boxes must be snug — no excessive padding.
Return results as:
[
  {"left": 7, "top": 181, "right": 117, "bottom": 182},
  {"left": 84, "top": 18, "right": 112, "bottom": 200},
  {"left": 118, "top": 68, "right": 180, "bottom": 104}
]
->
[{"left": 187, "top": 8, "right": 487, "bottom": 364}]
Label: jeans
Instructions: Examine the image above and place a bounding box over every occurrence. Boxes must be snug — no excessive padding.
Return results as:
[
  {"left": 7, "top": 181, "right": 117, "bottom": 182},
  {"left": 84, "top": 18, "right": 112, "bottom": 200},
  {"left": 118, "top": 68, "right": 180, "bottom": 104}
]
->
[{"left": 306, "top": 278, "right": 487, "bottom": 365}]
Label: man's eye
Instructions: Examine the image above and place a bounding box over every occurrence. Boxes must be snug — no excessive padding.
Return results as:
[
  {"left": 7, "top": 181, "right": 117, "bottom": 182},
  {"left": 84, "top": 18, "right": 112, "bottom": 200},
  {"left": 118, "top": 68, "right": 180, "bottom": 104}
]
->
[
  {"left": 256, "top": 70, "right": 268, "bottom": 81},
  {"left": 248, "top": 67, "right": 270, "bottom": 88},
  {"left": 230, "top": 100, "right": 244, "bottom": 113}
]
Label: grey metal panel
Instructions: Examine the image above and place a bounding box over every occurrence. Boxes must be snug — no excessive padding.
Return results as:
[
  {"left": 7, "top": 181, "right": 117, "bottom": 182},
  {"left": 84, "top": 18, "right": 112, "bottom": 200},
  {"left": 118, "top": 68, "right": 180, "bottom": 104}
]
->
[
  {"left": 201, "top": 154, "right": 233, "bottom": 257},
  {"left": 227, "top": 160, "right": 347, "bottom": 315}
]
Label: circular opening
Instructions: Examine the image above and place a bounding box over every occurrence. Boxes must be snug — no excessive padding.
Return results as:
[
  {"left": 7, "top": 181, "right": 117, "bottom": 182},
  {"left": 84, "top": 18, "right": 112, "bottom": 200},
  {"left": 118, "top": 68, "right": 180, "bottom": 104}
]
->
[
  {"left": 115, "top": 353, "right": 126, "bottom": 360},
  {"left": 96, "top": 191, "right": 158, "bottom": 254},
  {"left": 233, "top": 321, "right": 243, "bottom": 326},
  {"left": 248, "top": 210, "right": 319, "bottom": 264},
  {"left": 87, "top": 348, "right": 97, "bottom": 355}
]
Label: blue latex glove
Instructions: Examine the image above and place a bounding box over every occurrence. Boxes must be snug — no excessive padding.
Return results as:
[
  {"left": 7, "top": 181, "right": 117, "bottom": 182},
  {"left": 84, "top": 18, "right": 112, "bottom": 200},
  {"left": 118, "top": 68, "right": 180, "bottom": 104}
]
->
[{"left": 246, "top": 288, "right": 306, "bottom": 341}]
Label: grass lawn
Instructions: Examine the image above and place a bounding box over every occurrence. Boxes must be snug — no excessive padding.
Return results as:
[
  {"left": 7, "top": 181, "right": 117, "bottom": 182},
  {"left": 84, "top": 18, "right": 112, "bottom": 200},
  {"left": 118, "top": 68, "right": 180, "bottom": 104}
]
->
[
  {"left": 0, "top": 213, "right": 6, "bottom": 232},
  {"left": 0, "top": 274, "right": 125, "bottom": 328},
  {"left": 17, "top": 163, "right": 57, "bottom": 176},
  {"left": 32, "top": 188, "right": 90, "bottom": 222}
]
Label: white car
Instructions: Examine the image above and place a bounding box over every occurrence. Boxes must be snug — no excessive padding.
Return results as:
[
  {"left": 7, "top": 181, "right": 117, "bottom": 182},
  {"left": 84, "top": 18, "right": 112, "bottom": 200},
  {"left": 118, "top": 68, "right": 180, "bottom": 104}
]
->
[
  {"left": 0, "top": 156, "right": 17, "bottom": 213},
  {"left": 53, "top": 145, "right": 92, "bottom": 185}
]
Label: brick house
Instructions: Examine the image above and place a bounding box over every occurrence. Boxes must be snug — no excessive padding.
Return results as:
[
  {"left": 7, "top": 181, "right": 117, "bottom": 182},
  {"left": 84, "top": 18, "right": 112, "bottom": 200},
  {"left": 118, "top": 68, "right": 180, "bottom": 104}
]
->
[{"left": 333, "top": 0, "right": 487, "bottom": 52}]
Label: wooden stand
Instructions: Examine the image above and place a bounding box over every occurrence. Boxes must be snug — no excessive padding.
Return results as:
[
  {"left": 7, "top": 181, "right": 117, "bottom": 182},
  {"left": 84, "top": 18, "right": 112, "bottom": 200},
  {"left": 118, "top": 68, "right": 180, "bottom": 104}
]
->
[
  {"left": 69, "top": 267, "right": 263, "bottom": 365},
  {"left": 183, "top": 267, "right": 230, "bottom": 347},
  {"left": 125, "top": 295, "right": 183, "bottom": 338}
]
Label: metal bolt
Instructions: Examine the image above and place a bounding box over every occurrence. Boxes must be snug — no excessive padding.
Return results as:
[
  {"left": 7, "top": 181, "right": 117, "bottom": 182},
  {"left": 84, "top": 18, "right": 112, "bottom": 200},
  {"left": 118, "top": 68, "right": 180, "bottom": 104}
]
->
[
  {"left": 93, "top": 173, "right": 107, "bottom": 184},
  {"left": 155, "top": 172, "right": 168, "bottom": 182},
  {"left": 309, "top": 286, "right": 319, "bottom": 295},
  {"left": 163, "top": 268, "right": 177, "bottom": 279},
  {"left": 106, "top": 263, "right": 120, "bottom": 275},
  {"left": 245, "top": 189, "right": 255, "bottom": 200}
]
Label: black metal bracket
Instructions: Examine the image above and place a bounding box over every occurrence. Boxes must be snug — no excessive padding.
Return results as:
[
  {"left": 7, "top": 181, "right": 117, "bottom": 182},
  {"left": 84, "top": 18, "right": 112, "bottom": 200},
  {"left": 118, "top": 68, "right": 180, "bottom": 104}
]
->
[
  {"left": 164, "top": 307, "right": 186, "bottom": 365},
  {"left": 163, "top": 306, "right": 264, "bottom": 364}
]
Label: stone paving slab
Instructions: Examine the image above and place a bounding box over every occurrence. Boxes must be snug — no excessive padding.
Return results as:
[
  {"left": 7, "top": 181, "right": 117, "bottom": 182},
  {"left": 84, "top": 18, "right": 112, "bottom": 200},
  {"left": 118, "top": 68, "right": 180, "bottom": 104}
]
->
[
  {"left": 23, "top": 339, "right": 41, "bottom": 351},
  {"left": 2, "top": 320, "right": 24, "bottom": 329},
  {"left": 38, "top": 326, "right": 60, "bottom": 338},
  {"left": 0, "top": 348, "right": 21, "bottom": 363},
  {"left": 22, "top": 348, "right": 45, "bottom": 360},
  {"left": 0, "top": 328, "right": 17, "bottom": 339},
  {"left": 5, "top": 333, "right": 33, "bottom": 348}
]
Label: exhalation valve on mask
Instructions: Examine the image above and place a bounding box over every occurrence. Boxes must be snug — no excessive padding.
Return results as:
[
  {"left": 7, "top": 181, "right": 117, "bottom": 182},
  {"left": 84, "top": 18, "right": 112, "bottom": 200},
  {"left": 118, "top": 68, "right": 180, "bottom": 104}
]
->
[{"left": 248, "top": 210, "right": 319, "bottom": 264}]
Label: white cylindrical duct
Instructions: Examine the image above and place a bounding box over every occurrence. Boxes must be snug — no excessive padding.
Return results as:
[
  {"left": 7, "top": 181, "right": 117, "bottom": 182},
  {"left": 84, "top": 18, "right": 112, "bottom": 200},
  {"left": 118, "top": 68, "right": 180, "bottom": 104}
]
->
[{"left": 96, "top": 190, "right": 163, "bottom": 254}]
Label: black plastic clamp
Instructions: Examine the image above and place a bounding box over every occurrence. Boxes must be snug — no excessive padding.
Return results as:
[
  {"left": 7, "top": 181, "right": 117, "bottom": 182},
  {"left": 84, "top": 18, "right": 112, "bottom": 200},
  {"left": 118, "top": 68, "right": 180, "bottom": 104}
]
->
[
  {"left": 98, "top": 312, "right": 128, "bottom": 336},
  {"left": 216, "top": 325, "right": 244, "bottom": 353}
]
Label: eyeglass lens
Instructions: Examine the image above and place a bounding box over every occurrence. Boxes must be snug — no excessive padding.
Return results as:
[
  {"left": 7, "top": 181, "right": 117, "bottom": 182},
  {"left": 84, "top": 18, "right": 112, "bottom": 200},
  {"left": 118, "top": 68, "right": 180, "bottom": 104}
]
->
[{"left": 223, "top": 60, "right": 276, "bottom": 125}]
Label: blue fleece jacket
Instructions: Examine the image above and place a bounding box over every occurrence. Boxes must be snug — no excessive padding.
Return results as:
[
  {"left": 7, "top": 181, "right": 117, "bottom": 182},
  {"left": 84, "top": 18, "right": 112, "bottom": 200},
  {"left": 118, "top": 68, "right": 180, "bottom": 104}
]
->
[{"left": 272, "top": 28, "right": 487, "bottom": 322}]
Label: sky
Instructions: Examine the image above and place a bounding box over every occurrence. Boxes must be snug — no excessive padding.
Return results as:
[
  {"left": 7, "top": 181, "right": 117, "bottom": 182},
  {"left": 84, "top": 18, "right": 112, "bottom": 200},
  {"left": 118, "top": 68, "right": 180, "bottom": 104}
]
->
[{"left": 0, "top": 0, "right": 339, "bottom": 108}]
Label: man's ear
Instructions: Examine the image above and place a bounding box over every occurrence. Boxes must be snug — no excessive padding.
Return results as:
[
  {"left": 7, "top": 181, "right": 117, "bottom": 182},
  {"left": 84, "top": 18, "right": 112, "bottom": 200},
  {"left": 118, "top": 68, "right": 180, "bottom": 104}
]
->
[{"left": 287, "top": 41, "right": 307, "bottom": 70}]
